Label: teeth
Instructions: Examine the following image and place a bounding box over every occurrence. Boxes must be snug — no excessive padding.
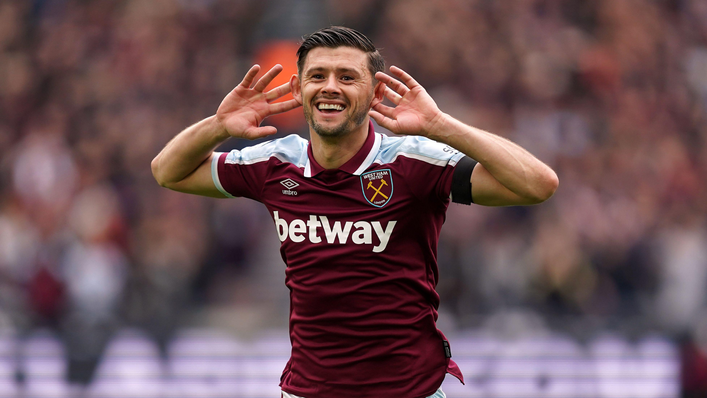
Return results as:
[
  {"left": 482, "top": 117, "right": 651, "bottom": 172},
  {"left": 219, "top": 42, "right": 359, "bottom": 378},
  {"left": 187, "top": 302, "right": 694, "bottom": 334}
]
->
[{"left": 318, "top": 103, "right": 344, "bottom": 111}]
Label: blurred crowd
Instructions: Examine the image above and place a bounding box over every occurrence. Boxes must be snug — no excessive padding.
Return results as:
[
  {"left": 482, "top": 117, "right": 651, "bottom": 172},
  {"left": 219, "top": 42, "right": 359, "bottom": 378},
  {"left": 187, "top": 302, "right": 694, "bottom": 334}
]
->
[{"left": 1, "top": 0, "right": 707, "bottom": 393}]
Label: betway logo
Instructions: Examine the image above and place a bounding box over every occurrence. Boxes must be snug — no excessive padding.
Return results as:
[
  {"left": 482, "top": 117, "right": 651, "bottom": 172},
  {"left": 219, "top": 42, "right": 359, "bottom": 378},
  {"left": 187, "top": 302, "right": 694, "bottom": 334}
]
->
[{"left": 273, "top": 211, "right": 396, "bottom": 253}]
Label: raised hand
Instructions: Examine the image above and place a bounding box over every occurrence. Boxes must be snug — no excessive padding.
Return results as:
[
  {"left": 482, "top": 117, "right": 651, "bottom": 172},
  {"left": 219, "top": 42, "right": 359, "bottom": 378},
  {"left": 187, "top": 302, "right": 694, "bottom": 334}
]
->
[
  {"left": 216, "top": 64, "right": 301, "bottom": 140},
  {"left": 369, "top": 66, "right": 445, "bottom": 138}
]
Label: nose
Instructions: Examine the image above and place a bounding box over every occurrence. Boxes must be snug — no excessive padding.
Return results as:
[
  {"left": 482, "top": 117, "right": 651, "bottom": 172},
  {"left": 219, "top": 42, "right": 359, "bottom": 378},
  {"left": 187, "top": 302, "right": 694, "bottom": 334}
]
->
[{"left": 321, "top": 75, "right": 341, "bottom": 95}]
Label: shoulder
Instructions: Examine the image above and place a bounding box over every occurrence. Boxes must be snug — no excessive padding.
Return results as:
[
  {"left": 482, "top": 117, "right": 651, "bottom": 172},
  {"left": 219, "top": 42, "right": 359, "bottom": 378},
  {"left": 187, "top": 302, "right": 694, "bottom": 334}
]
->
[
  {"left": 223, "top": 134, "right": 309, "bottom": 167},
  {"left": 376, "top": 134, "right": 464, "bottom": 167}
]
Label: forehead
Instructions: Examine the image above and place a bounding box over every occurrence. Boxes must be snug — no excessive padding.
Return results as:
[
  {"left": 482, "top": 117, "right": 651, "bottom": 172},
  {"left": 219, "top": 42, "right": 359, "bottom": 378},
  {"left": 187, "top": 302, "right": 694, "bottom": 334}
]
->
[{"left": 302, "top": 47, "right": 370, "bottom": 76}]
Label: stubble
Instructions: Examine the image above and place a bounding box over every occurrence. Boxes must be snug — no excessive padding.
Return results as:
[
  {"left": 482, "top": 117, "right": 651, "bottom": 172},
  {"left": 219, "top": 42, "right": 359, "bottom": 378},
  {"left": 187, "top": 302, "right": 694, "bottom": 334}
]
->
[{"left": 304, "top": 93, "right": 373, "bottom": 139}]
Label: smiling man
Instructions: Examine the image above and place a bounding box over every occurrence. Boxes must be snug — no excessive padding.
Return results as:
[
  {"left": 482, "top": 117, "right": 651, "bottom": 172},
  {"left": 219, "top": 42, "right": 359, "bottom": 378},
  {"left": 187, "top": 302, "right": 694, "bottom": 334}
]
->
[
  {"left": 151, "top": 26, "right": 558, "bottom": 398},
  {"left": 299, "top": 46, "right": 376, "bottom": 138}
]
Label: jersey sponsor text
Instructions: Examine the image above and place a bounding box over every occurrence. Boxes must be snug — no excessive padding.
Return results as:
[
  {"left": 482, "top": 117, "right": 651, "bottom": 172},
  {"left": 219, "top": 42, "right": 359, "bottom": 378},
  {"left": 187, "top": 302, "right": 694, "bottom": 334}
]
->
[{"left": 273, "top": 211, "right": 396, "bottom": 253}]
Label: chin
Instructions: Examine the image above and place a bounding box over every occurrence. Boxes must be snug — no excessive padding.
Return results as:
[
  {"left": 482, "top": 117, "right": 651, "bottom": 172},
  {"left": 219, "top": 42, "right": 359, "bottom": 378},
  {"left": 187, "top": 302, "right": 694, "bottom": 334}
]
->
[{"left": 313, "top": 123, "right": 350, "bottom": 138}]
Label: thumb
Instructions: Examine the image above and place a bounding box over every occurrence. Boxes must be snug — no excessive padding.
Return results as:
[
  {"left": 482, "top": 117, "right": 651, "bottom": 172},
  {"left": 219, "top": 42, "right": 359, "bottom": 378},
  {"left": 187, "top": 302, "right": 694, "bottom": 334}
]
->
[
  {"left": 243, "top": 125, "right": 278, "bottom": 140},
  {"left": 369, "top": 110, "right": 396, "bottom": 132}
]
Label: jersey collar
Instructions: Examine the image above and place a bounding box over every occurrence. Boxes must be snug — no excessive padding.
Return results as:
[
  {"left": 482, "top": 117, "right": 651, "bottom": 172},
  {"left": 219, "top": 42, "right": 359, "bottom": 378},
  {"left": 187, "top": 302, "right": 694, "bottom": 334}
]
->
[{"left": 303, "top": 121, "right": 381, "bottom": 178}]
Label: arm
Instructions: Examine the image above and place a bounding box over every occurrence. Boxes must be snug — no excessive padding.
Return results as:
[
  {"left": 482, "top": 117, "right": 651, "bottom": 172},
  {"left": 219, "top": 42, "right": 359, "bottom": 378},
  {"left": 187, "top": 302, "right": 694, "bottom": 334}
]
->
[
  {"left": 369, "top": 66, "right": 558, "bottom": 206},
  {"left": 151, "top": 64, "right": 301, "bottom": 197}
]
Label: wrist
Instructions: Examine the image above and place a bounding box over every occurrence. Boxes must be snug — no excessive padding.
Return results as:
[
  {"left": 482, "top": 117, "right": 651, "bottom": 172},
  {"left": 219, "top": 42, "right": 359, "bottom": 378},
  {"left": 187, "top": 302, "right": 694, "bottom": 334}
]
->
[
  {"left": 424, "top": 111, "right": 453, "bottom": 142},
  {"left": 208, "top": 115, "right": 231, "bottom": 142}
]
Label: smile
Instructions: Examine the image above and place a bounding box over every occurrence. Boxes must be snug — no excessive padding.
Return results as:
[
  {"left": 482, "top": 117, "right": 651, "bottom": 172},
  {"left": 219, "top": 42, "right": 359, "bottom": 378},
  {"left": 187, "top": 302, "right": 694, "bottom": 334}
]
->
[
  {"left": 316, "top": 102, "right": 347, "bottom": 114},
  {"left": 318, "top": 103, "right": 345, "bottom": 111}
]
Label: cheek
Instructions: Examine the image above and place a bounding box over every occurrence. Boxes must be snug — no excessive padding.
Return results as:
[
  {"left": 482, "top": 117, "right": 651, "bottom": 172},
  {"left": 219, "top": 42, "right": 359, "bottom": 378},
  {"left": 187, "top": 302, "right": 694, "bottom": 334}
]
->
[
  {"left": 353, "top": 92, "right": 374, "bottom": 109},
  {"left": 308, "top": 87, "right": 323, "bottom": 102}
]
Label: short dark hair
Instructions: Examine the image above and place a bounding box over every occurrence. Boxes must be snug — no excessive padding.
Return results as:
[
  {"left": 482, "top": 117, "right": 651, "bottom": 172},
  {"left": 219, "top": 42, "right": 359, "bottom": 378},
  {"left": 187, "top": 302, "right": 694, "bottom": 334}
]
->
[{"left": 296, "top": 26, "right": 385, "bottom": 79}]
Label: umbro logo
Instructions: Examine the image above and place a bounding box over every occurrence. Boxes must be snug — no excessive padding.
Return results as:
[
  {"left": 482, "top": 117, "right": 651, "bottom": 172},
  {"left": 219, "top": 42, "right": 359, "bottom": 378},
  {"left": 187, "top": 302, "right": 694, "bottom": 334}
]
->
[
  {"left": 280, "top": 179, "right": 299, "bottom": 196},
  {"left": 280, "top": 179, "right": 299, "bottom": 190}
]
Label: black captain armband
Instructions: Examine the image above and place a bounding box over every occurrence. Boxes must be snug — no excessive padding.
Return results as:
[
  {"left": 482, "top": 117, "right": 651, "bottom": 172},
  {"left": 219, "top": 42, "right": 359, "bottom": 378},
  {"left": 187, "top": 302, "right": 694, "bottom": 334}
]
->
[{"left": 451, "top": 156, "right": 477, "bottom": 205}]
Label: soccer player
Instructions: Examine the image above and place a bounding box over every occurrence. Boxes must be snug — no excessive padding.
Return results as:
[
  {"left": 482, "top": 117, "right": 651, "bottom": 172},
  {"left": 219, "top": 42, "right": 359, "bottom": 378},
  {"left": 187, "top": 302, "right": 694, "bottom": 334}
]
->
[{"left": 151, "top": 26, "right": 558, "bottom": 398}]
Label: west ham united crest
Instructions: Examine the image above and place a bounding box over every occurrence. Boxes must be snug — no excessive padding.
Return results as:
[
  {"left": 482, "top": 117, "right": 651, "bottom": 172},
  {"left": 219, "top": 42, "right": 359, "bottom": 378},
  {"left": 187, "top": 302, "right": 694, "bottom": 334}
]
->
[{"left": 360, "top": 169, "right": 393, "bottom": 208}]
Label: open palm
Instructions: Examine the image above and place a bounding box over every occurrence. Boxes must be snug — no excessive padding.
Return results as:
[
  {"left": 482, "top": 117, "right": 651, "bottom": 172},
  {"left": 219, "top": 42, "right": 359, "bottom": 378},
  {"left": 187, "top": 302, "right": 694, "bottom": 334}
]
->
[
  {"left": 216, "top": 64, "right": 301, "bottom": 140},
  {"left": 369, "top": 66, "right": 444, "bottom": 138}
]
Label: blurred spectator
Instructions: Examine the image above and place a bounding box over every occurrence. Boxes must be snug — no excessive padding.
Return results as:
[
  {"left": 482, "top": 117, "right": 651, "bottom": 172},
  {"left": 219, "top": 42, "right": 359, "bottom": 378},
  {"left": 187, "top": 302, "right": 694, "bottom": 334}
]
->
[{"left": 61, "top": 183, "right": 128, "bottom": 391}]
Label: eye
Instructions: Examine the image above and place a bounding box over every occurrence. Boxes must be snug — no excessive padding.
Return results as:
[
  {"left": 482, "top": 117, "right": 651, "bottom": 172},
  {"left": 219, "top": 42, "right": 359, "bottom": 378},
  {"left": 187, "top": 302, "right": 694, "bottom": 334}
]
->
[
  {"left": 341, "top": 75, "right": 354, "bottom": 81},
  {"left": 311, "top": 74, "right": 324, "bottom": 80}
]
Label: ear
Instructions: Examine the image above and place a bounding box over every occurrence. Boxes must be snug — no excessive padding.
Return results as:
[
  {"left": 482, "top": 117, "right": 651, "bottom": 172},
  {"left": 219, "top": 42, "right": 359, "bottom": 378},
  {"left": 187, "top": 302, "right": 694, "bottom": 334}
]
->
[
  {"left": 370, "top": 81, "right": 385, "bottom": 109},
  {"left": 290, "top": 74, "right": 303, "bottom": 105}
]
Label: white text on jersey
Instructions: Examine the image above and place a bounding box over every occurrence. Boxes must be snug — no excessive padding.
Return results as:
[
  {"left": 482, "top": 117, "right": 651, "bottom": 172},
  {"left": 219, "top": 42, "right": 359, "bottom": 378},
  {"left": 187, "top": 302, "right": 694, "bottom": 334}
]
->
[{"left": 273, "top": 211, "right": 396, "bottom": 253}]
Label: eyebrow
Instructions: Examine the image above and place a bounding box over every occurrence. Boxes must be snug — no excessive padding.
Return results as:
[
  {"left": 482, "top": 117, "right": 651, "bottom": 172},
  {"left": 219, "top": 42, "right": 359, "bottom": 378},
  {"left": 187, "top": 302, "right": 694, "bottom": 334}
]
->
[{"left": 305, "top": 66, "right": 363, "bottom": 76}]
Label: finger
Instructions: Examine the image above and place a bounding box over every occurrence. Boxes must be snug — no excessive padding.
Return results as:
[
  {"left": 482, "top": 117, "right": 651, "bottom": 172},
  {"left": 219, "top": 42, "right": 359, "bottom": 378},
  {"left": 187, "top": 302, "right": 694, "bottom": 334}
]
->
[
  {"left": 253, "top": 64, "right": 283, "bottom": 92},
  {"left": 384, "top": 87, "right": 402, "bottom": 105},
  {"left": 269, "top": 98, "right": 301, "bottom": 115},
  {"left": 390, "top": 65, "right": 421, "bottom": 89},
  {"left": 239, "top": 65, "right": 261, "bottom": 88},
  {"left": 372, "top": 102, "right": 396, "bottom": 119},
  {"left": 375, "top": 71, "right": 409, "bottom": 96},
  {"left": 369, "top": 110, "right": 396, "bottom": 132},
  {"left": 265, "top": 82, "right": 292, "bottom": 102},
  {"left": 244, "top": 125, "right": 278, "bottom": 139}
]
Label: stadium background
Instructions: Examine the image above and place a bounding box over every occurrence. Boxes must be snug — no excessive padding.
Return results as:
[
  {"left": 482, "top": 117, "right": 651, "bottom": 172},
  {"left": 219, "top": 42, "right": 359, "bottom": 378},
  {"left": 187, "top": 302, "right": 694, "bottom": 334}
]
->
[{"left": 0, "top": 0, "right": 705, "bottom": 397}]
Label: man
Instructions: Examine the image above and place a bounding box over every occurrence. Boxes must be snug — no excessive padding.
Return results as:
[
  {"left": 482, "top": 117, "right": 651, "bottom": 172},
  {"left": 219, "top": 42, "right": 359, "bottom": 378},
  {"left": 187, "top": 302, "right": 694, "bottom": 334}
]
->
[{"left": 152, "top": 26, "right": 558, "bottom": 398}]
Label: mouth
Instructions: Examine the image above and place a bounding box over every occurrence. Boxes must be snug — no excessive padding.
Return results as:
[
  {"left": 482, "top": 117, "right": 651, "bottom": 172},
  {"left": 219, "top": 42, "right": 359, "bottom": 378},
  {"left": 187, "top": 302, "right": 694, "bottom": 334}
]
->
[{"left": 315, "top": 101, "right": 347, "bottom": 115}]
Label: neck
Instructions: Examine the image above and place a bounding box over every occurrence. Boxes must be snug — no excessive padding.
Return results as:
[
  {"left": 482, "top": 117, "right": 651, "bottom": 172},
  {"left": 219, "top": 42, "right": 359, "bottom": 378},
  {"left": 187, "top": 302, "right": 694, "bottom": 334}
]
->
[{"left": 309, "top": 119, "right": 370, "bottom": 170}]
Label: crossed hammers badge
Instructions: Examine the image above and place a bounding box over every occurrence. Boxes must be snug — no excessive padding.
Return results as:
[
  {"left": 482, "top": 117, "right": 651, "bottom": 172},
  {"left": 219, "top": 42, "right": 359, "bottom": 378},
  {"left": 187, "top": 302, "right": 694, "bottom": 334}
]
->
[{"left": 360, "top": 169, "right": 393, "bottom": 207}]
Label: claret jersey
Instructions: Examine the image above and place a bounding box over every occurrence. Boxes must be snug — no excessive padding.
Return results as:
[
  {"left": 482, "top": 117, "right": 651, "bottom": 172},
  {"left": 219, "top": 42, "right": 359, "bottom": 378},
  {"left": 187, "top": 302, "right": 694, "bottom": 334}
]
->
[{"left": 212, "top": 122, "right": 469, "bottom": 398}]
